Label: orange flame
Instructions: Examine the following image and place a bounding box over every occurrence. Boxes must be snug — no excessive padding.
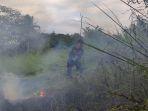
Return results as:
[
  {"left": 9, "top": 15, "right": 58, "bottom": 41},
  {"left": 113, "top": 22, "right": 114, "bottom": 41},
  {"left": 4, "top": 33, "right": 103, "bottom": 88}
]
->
[{"left": 40, "top": 89, "right": 46, "bottom": 97}]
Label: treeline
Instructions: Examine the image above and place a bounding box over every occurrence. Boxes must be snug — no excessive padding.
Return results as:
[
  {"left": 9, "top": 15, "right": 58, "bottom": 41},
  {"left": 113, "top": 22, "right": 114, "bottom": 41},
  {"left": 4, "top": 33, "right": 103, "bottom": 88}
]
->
[
  {"left": 0, "top": 5, "right": 81, "bottom": 56},
  {"left": 42, "top": 32, "right": 82, "bottom": 51}
]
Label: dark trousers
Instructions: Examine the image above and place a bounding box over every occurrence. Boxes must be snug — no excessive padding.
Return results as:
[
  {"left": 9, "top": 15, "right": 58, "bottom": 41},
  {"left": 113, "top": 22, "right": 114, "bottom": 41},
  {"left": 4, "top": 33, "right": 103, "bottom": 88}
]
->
[{"left": 67, "top": 60, "right": 83, "bottom": 76}]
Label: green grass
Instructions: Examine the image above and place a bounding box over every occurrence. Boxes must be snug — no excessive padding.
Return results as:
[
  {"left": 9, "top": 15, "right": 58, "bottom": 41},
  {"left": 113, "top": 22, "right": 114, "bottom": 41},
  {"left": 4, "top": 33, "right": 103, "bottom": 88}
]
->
[{"left": 0, "top": 49, "right": 68, "bottom": 76}]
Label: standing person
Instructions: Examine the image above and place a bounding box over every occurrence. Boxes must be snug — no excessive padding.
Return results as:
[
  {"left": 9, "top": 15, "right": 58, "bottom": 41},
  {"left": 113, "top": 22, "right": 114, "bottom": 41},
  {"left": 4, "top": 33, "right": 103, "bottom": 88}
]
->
[{"left": 67, "top": 39, "right": 84, "bottom": 78}]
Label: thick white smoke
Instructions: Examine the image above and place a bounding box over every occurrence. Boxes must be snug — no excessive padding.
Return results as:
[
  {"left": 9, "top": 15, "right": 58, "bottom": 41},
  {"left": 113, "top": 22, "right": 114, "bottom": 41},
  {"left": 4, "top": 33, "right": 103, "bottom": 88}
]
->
[{"left": 1, "top": 73, "right": 23, "bottom": 102}]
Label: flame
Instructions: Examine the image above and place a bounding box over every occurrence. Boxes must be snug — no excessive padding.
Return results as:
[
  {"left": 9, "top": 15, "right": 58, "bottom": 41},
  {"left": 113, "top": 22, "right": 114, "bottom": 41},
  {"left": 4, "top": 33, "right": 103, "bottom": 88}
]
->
[{"left": 40, "top": 89, "right": 46, "bottom": 97}]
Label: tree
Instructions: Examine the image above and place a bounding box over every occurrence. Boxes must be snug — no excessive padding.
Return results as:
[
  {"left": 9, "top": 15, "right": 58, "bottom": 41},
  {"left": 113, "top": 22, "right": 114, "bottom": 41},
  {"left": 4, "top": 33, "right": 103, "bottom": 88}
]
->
[{"left": 0, "top": 5, "right": 43, "bottom": 55}]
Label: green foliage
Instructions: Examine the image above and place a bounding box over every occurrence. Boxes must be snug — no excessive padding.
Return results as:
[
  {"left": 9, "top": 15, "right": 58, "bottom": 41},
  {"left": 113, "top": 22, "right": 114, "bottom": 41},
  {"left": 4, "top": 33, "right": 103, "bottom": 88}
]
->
[
  {"left": 21, "top": 53, "right": 43, "bottom": 76},
  {"left": 42, "top": 33, "right": 82, "bottom": 52},
  {"left": 0, "top": 53, "right": 43, "bottom": 76}
]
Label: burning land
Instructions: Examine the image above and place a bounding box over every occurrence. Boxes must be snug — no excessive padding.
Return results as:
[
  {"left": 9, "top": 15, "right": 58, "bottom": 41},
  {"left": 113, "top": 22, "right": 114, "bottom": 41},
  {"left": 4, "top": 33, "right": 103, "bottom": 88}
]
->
[{"left": 0, "top": 0, "right": 148, "bottom": 111}]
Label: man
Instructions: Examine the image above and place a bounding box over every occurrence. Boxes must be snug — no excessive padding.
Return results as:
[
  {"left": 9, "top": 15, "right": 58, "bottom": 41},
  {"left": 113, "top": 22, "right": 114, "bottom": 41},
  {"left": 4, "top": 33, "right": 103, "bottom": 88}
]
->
[{"left": 67, "top": 39, "right": 84, "bottom": 78}]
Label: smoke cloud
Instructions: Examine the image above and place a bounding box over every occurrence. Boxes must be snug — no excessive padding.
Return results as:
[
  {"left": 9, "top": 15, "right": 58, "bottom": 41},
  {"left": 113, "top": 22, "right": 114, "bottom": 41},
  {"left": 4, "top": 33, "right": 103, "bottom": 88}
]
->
[{"left": 1, "top": 73, "right": 23, "bottom": 102}]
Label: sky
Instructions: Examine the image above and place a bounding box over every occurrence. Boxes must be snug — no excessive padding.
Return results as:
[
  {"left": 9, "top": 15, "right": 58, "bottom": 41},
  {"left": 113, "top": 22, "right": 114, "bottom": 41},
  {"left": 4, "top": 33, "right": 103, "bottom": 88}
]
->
[{"left": 0, "top": 0, "right": 132, "bottom": 34}]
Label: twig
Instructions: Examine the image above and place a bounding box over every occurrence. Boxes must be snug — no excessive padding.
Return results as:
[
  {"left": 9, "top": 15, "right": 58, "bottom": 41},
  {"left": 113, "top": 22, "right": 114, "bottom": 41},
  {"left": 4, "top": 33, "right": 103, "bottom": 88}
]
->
[
  {"left": 83, "top": 41, "right": 148, "bottom": 72},
  {"left": 84, "top": 21, "right": 148, "bottom": 58},
  {"left": 120, "top": 0, "right": 148, "bottom": 19},
  {"left": 91, "top": 2, "right": 148, "bottom": 52}
]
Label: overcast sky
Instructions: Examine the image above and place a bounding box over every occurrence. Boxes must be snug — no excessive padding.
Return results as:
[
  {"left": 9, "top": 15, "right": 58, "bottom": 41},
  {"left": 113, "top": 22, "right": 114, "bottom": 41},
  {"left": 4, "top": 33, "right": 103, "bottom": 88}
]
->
[{"left": 0, "top": 0, "right": 132, "bottom": 34}]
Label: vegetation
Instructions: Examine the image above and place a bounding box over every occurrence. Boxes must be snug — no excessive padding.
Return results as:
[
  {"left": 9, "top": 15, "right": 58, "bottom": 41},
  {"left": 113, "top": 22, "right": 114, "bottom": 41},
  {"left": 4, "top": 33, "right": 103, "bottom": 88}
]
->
[{"left": 0, "top": 2, "right": 148, "bottom": 111}]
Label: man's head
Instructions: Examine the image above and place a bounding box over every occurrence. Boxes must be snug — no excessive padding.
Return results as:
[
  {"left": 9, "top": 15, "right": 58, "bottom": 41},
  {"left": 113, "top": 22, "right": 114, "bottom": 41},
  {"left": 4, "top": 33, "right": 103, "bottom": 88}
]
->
[{"left": 75, "top": 39, "right": 83, "bottom": 49}]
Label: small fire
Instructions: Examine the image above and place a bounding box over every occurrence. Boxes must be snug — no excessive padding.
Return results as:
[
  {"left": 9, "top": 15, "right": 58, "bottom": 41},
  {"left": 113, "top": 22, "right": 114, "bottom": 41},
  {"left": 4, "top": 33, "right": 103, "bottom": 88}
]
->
[{"left": 39, "top": 89, "right": 46, "bottom": 97}]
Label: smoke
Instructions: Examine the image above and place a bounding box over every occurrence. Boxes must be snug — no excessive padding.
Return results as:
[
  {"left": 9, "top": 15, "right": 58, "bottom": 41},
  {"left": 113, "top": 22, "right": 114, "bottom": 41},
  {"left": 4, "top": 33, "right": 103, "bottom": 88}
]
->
[{"left": 1, "top": 73, "right": 23, "bottom": 102}]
